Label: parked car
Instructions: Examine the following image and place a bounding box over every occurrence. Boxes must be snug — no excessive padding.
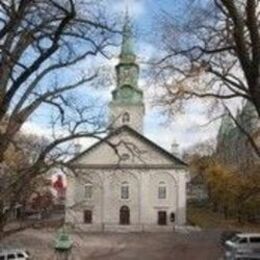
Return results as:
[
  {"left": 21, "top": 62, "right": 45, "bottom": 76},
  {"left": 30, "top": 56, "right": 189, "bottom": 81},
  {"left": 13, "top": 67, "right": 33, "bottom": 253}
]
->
[
  {"left": 224, "top": 233, "right": 260, "bottom": 260},
  {"left": 221, "top": 230, "right": 241, "bottom": 246},
  {"left": 234, "top": 252, "right": 260, "bottom": 259},
  {"left": 0, "top": 249, "right": 30, "bottom": 260}
]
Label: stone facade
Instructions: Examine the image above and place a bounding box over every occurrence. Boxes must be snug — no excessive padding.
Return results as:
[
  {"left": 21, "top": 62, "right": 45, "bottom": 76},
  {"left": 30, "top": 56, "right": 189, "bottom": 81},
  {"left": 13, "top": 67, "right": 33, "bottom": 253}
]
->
[
  {"left": 65, "top": 14, "right": 187, "bottom": 232},
  {"left": 66, "top": 169, "right": 186, "bottom": 232},
  {"left": 65, "top": 127, "right": 187, "bottom": 231},
  {"left": 109, "top": 102, "right": 145, "bottom": 133}
]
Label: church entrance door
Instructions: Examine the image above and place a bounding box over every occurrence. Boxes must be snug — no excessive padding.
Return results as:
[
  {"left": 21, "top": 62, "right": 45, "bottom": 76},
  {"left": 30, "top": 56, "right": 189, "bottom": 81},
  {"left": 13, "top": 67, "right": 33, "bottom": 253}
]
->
[
  {"left": 158, "top": 211, "right": 167, "bottom": 225},
  {"left": 120, "top": 206, "right": 130, "bottom": 225}
]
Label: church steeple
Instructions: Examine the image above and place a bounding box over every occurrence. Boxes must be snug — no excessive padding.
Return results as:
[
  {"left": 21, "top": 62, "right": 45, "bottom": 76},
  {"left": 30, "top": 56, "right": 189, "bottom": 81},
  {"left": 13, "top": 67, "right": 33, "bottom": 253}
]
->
[
  {"left": 119, "top": 10, "right": 136, "bottom": 64},
  {"left": 109, "top": 13, "right": 145, "bottom": 133},
  {"left": 115, "top": 11, "right": 140, "bottom": 90}
]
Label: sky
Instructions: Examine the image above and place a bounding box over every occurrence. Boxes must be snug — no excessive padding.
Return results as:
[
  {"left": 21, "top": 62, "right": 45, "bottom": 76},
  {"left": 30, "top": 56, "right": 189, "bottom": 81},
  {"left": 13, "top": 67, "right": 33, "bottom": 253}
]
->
[
  {"left": 22, "top": 0, "right": 224, "bottom": 155},
  {"left": 104, "top": 0, "right": 222, "bottom": 153}
]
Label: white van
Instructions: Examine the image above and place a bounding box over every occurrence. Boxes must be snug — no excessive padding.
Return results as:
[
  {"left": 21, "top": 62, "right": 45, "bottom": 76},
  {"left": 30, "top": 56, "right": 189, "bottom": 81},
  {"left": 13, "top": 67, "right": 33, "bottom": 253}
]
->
[
  {"left": 225, "top": 233, "right": 260, "bottom": 259},
  {"left": 0, "top": 249, "right": 30, "bottom": 260}
]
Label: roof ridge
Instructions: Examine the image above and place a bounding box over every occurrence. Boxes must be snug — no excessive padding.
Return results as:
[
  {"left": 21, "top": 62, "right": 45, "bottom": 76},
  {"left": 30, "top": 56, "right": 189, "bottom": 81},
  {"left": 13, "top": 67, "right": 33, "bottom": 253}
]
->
[{"left": 69, "top": 125, "right": 187, "bottom": 167}]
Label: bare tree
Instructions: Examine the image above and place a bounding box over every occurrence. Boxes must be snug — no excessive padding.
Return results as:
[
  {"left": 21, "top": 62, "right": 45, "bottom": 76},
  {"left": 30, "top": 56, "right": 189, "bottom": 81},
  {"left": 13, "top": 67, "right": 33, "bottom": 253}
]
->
[
  {"left": 183, "top": 138, "right": 216, "bottom": 162},
  {"left": 0, "top": 0, "right": 119, "bottom": 238},
  {"left": 0, "top": 0, "right": 118, "bottom": 160},
  {"left": 150, "top": 0, "right": 260, "bottom": 116}
]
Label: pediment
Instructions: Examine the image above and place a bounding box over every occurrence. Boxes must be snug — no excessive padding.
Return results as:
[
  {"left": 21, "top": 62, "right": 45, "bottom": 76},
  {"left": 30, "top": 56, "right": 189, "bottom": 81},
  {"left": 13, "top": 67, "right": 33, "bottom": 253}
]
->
[{"left": 71, "top": 126, "right": 186, "bottom": 168}]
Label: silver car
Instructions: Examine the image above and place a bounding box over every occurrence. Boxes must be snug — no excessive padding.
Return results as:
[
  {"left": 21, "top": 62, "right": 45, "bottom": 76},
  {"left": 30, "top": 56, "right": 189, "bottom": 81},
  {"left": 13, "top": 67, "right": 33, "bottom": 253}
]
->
[
  {"left": 0, "top": 249, "right": 30, "bottom": 260},
  {"left": 225, "top": 233, "right": 260, "bottom": 260}
]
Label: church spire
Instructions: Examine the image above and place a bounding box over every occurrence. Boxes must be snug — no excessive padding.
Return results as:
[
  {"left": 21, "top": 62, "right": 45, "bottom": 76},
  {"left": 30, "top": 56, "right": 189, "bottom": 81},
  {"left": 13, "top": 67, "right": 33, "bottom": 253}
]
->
[
  {"left": 109, "top": 12, "right": 145, "bottom": 133},
  {"left": 115, "top": 12, "right": 140, "bottom": 90},
  {"left": 119, "top": 9, "right": 136, "bottom": 64}
]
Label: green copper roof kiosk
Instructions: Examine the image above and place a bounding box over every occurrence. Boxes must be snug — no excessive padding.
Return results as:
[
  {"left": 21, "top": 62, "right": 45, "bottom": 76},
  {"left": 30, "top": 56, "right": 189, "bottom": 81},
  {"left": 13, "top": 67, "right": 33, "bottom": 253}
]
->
[{"left": 54, "top": 227, "right": 73, "bottom": 260}]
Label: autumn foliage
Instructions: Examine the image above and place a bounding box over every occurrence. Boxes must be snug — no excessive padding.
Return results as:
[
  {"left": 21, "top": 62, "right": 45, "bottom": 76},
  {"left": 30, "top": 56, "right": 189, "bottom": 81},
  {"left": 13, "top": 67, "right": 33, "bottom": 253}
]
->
[{"left": 191, "top": 156, "right": 260, "bottom": 223}]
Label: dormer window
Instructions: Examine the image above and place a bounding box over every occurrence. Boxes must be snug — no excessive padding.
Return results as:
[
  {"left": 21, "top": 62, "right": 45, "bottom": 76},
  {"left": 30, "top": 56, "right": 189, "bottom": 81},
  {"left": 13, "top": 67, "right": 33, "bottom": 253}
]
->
[{"left": 122, "top": 112, "right": 130, "bottom": 124}]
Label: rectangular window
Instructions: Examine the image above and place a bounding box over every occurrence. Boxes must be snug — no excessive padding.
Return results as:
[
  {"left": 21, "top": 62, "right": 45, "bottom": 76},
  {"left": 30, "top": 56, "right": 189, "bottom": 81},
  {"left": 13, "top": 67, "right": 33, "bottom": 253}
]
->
[
  {"left": 158, "top": 211, "right": 167, "bottom": 225},
  {"left": 121, "top": 186, "right": 129, "bottom": 199},
  {"left": 250, "top": 237, "right": 260, "bottom": 243},
  {"left": 158, "top": 186, "right": 166, "bottom": 199},
  {"left": 84, "top": 210, "right": 92, "bottom": 224},
  {"left": 239, "top": 238, "right": 247, "bottom": 244},
  {"left": 85, "top": 185, "right": 92, "bottom": 199}
]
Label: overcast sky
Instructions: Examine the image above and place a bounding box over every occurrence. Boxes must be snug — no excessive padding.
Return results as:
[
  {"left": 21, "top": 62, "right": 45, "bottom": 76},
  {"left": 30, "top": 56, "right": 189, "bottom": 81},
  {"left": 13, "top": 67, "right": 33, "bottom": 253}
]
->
[
  {"left": 22, "top": 0, "right": 231, "bottom": 155},
  {"left": 108, "top": 0, "right": 222, "bottom": 153}
]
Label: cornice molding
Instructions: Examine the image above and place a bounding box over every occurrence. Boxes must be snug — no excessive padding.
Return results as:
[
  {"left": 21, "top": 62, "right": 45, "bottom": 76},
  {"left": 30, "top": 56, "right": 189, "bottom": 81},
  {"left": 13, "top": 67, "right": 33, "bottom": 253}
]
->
[{"left": 70, "top": 164, "right": 186, "bottom": 170}]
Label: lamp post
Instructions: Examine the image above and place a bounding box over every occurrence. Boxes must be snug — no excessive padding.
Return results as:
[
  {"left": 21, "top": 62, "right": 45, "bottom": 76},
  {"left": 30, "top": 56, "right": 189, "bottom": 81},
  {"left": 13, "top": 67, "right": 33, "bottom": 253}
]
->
[{"left": 54, "top": 227, "right": 73, "bottom": 260}]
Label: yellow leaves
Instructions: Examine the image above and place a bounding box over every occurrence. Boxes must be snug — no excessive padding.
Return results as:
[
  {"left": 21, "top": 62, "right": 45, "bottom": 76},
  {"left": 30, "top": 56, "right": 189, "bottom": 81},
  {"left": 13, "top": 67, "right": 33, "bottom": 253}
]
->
[
  {"left": 192, "top": 156, "right": 260, "bottom": 218},
  {"left": 190, "top": 155, "right": 215, "bottom": 174},
  {"left": 205, "top": 163, "right": 236, "bottom": 205}
]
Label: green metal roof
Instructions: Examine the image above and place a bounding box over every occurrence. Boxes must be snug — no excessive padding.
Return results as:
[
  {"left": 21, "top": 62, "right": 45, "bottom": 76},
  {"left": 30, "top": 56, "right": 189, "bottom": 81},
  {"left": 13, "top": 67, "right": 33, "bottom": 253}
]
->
[
  {"left": 112, "top": 85, "right": 143, "bottom": 105},
  {"left": 54, "top": 228, "right": 73, "bottom": 251},
  {"left": 111, "top": 12, "right": 143, "bottom": 106},
  {"left": 119, "top": 11, "right": 136, "bottom": 64}
]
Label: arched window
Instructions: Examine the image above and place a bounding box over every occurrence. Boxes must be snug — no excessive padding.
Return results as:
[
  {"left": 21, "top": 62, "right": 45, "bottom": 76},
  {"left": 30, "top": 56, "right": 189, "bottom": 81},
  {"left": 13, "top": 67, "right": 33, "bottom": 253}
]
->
[
  {"left": 158, "top": 181, "right": 167, "bottom": 199},
  {"left": 120, "top": 205, "right": 130, "bottom": 225},
  {"left": 121, "top": 182, "right": 129, "bottom": 199},
  {"left": 122, "top": 112, "right": 130, "bottom": 124},
  {"left": 85, "top": 183, "right": 93, "bottom": 199}
]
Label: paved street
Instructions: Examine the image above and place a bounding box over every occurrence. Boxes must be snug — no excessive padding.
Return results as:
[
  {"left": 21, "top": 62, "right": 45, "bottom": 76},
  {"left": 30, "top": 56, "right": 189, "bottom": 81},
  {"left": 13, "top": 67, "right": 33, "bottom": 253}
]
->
[{"left": 1, "top": 228, "right": 223, "bottom": 260}]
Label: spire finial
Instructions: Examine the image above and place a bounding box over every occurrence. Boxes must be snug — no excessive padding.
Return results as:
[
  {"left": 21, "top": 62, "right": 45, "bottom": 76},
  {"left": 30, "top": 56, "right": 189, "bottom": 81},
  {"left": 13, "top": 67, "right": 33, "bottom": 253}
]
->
[
  {"left": 125, "top": 0, "right": 129, "bottom": 20},
  {"left": 119, "top": 1, "right": 136, "bottom": 64},
  {"left": 125, "top": 0, "right": 130, "bottom": 17}
]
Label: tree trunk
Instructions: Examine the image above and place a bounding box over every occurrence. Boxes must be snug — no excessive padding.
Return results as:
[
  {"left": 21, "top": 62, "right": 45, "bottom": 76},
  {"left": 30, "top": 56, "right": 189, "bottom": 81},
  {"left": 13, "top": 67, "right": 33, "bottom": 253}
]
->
[
  {"left": 0, "top": 227, "right": 4, "bottom": 241},
  {"left": 212, "top": 202, "right": 218, "bottom": 212},
  {"left": 237, "top": 205, "right": 244, "bottom": 224},
  {"left": 223, "top": 205, "right": 229, "bottom": 219},
  {"left": 0, "top": 202, "right": 6, "bottom": 241},
  {"left": 250, "top": 76, "right": 260, "bottom": 118},
  {"left": 0, "top": 112, "right": 32, "bottom": 163},
  {"left": 0, "top": 134, "right": 10, "bottom": 163}
]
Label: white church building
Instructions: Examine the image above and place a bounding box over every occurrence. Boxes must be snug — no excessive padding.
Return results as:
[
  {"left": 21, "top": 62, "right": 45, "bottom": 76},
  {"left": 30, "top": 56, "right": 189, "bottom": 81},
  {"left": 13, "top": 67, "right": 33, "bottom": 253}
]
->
[{"left": 65, "top": 15, "right": 188, "bottom": 232}]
